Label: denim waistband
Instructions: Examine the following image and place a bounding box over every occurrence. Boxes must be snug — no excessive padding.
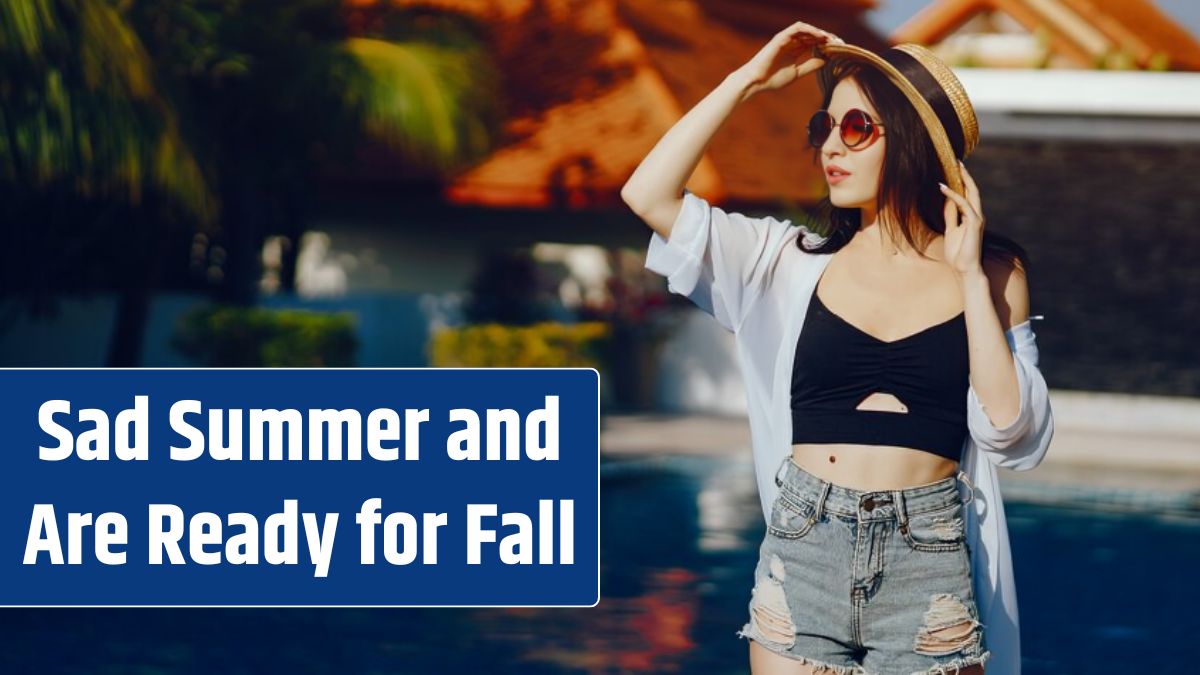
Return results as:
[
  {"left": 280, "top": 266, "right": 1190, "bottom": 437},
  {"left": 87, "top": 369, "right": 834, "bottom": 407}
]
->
[{"left": 773, "top": 455, "right": 975, "bottom": 524}]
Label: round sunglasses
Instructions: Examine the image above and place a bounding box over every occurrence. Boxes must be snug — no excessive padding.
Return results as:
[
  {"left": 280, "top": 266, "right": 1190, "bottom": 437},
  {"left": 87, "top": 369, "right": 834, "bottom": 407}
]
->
[{"left": 807, "top": 108, "right": 886, "bottom": 149}]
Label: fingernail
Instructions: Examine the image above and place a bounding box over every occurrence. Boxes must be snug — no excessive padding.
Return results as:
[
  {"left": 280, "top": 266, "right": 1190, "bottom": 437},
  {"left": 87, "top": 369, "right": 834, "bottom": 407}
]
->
[{"left": 938, "top": 182, "right": 947, "bottom": 189}]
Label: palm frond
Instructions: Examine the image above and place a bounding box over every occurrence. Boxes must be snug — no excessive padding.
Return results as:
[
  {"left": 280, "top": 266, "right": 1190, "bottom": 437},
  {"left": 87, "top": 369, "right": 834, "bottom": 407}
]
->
[
  {"left": 0, "top": 0, "right": 214, "bottom": 224},
  {"left": 340, "top": 36, "right": 499, "bottom": 174}
]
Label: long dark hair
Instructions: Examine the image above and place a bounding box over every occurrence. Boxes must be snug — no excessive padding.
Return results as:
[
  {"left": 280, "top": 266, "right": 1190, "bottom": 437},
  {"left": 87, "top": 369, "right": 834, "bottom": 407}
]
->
[{"left": 797, "top": 57, "right": 1030, "bottom": 276}]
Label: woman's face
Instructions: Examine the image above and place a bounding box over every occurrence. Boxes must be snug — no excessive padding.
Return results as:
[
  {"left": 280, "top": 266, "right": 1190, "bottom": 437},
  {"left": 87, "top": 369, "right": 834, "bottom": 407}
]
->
[{"left": 819, "top": 77, "right": 886, "bottom": 210}]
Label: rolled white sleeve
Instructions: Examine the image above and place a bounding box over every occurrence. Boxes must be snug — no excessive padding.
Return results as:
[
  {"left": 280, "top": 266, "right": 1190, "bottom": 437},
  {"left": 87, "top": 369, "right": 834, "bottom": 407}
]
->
[
  {"left": 644, "top": 188, "right": 794, "bottom": 333},
  {"left": 966, "top": 319, "right": 1054, "bottom": 471}
]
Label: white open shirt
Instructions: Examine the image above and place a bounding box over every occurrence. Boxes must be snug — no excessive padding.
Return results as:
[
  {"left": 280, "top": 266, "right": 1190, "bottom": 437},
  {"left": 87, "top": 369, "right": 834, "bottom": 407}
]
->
[{"left": 644, "top": 188, "right": 1054, "bottom": 675}]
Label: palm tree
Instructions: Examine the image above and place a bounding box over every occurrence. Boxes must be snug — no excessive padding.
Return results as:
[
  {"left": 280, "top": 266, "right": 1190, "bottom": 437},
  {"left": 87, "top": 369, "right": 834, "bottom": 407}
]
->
[
  {"left": 129, "top": 0, "right": 502, "bottom": 305},
  {"left": 1, "top": 0, "right": 502, "bottom": 364},
  {"left": 0, "top": 0, "right": 215, "bottom": 362}
]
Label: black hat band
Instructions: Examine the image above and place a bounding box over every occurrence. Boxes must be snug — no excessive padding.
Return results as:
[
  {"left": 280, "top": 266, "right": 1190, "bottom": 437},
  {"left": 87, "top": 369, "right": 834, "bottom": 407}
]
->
[{"left": 881, "top": 48, "right": 966, "bottom": 159}]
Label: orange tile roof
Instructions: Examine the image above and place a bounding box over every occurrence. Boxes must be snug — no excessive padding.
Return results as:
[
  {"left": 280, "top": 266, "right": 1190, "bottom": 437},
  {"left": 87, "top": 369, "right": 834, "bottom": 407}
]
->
[
  {"left": 348, "top": 0, "right": 885, "bottom": 210},
  {"left": 892, "top": 0, "right": 1200, "bottom": 71}
]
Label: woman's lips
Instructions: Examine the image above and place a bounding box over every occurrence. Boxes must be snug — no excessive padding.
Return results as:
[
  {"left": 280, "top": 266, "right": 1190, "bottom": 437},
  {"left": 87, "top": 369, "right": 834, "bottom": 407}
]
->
[{"left": 827, "top": 173, "right": 851, "bottom": 185}]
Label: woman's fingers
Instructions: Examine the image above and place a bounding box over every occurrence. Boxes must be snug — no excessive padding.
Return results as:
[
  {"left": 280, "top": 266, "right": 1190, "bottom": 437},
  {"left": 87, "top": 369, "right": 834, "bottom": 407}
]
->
[
  {"left": 939, "top": 182, "right": 980, "bottom": 227},
  {"left": 958, "top": 161, "right": 983, "bottom": 224},
  {"left": 780, "top": 22, "right": 842, "bottom": 44},
  {"left": 942, "top": 188, "right": 961, "bottom": 228},
  {"left": 750, "top": 24, "right": 845, "bottom": 92},
  {"left": 798, "top": 32, "right": 842, "bottom": 45}
]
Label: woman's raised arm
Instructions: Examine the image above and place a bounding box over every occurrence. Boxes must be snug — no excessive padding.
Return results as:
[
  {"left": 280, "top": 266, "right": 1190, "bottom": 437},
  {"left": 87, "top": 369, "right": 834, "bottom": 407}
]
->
[
  {"left": 630, "top": 23, "right": 843, "bottom": 332},
  {"left": 620, "top": 22, "right": 843, "bottom": 239}
]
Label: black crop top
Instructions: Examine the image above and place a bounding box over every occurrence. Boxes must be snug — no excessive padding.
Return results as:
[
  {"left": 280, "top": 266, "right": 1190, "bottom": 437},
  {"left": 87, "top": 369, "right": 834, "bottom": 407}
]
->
[{"left": 790, "top": 290, "right": 971, "bottom": 461}]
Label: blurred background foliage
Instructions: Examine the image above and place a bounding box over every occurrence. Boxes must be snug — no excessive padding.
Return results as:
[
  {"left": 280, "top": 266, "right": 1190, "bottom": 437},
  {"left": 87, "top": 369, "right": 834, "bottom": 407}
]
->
[
  {"left": 1, "top": 0, "right": 695, "bottom": 406},
  {"left": 172, "top": 305, "right": 358, "bottom": 366},
  {"left": 427, "top": 321, "right": 609, "bottom": 369},
  {"left": 1, "top": 0, "right": 503, "bottom": 365},
  {"left": 0, "top": 0, "right": 213, "bottom": 220}
]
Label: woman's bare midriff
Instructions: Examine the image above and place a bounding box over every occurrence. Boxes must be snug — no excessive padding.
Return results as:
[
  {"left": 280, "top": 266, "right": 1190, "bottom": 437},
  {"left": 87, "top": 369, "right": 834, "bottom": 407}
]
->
[{"left": 790, "top": 442, "right": 959, "bottom": 492}]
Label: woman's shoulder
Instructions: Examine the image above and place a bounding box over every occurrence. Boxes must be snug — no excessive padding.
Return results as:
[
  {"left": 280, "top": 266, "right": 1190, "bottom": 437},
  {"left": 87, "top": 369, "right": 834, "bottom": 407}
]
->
[{"left": 981, "top": 255, "right": 1031, "bottom": 330}]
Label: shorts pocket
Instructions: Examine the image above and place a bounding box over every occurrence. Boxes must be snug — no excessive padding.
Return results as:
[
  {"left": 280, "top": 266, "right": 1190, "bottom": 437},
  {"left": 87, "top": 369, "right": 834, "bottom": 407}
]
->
[
  {"left": 767, "top": 492, "right": 817, "bottom": 540},
  {"left": 899, "top": 501, "right": 965, "bottom": 553}
]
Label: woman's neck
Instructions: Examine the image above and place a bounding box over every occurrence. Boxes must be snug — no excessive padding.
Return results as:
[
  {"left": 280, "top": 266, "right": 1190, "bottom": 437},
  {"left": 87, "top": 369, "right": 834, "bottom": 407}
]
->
[{"left": 853, "top": 215, "right": 940, "bottom": 261}]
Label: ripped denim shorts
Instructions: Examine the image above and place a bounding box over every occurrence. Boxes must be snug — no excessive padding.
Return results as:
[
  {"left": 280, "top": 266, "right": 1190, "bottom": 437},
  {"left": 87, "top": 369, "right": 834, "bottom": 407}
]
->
[{"left": 736, "top": 456, "right": 991, "bottom": 675}]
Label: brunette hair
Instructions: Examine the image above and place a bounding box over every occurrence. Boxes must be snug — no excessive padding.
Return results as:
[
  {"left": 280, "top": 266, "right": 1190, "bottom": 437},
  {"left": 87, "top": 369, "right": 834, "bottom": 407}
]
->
[{"left": 797, "top": 58, "right": 1030, "bottom": 276}]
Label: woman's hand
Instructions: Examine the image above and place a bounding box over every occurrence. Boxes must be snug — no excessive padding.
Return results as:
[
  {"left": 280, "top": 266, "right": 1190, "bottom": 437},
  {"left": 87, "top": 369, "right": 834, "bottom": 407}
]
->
[
  {"left": 736, "top": 22, "right": 844, "bottom": 99},
  {"left": 939, "top": 161, "right": 986, "bottom": 279}
]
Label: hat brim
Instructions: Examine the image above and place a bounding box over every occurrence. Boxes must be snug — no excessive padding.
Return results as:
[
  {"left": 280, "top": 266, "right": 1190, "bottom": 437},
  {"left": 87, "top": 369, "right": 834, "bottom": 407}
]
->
[{"left": 816, "top": 43, "right": 965, "bottom": 195}]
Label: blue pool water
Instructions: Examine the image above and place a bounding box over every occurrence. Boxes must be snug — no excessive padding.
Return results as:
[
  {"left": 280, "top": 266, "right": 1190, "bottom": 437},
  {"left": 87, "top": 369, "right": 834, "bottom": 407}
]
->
[{"left": 1, "top": 454, "right": 1196, "bottom": 674}]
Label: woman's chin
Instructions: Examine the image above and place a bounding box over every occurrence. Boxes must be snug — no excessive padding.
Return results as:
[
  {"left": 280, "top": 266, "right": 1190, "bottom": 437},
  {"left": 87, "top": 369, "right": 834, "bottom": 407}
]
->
[{"left": 829, "top": 193, "right": 866, "bottom": 209}]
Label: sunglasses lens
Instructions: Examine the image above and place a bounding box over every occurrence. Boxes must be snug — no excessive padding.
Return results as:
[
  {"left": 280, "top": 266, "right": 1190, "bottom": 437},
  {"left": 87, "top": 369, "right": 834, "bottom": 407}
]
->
[
  {"left": 808, "top": 112, "right": 832, "bottom": 148},
  {"left": 843, "top": 109, "right": 873, "bottom": 147}
]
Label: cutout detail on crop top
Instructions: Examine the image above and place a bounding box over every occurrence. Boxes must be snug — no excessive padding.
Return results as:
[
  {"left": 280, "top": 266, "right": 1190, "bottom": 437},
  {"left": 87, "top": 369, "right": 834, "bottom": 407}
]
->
[{"left": 790, "top": 283, "right": 971, "bottom": 462}]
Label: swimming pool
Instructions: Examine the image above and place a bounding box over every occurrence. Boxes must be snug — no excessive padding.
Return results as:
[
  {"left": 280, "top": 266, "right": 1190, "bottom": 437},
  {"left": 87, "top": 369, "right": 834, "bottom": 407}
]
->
[{"left": 1, "top": 454, "right": 1195, "bottom": 673}]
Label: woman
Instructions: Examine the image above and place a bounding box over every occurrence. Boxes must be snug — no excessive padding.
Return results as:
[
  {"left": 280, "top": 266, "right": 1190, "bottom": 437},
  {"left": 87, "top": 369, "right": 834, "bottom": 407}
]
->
[{"left": 622, "top": 22, "right": 1054, "bottom": 675}]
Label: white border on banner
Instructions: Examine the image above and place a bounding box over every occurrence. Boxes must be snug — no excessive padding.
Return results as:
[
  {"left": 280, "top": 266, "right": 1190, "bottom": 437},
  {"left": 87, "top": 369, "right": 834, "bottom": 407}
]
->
[{"left": 0, "top": 367, "right": 602, "bottom": 609}]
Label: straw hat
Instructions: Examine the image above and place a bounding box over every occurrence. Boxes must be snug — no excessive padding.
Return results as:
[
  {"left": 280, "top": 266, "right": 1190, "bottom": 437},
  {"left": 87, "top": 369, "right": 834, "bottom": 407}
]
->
[{"left": 815, "top": 42, "right": 979, "bottom": 195}]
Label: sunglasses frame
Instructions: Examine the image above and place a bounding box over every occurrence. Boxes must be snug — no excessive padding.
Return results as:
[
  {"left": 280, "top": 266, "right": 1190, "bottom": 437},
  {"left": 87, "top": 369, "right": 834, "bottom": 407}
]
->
[{"left": 807, "top": 108, "right": 887, "bottom": 150}]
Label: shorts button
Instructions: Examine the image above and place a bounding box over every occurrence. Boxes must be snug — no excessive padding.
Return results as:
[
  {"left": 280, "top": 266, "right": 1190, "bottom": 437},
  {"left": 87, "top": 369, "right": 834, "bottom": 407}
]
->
[{"left": 863, "top": 497, "right": 875, "bottom": 511}]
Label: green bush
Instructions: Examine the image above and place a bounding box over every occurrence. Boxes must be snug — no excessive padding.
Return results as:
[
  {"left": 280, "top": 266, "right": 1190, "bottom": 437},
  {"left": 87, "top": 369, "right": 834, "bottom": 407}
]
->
[
  {"left": 172, "top": 305, "right": 359, "bottom": 366},
  {"left": 427, "top": 321, "right": 609, "bottom": 368}
]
